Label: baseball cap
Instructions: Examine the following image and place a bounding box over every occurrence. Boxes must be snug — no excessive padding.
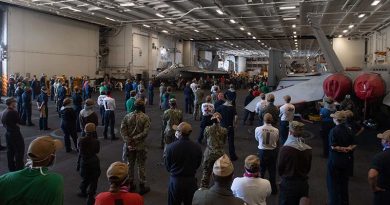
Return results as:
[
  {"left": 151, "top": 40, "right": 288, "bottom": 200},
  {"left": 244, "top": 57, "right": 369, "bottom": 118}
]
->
[
  {"left": 173, "top": 122, "right": 192, "bottom": 135},
  {"left": 289, "top": 121, "right": 305, "bottom": 132},
  {"left": 377, "top": 130, "right": 390, "bottom": 141},
  {"left": 213, "top": 154, "right": 234, "bottom": 177},
  {"left": 135, "top": 99, "right": 145, "bottom": 106},
  {"left": 106, "top": 162, "right": 128, "bottom": 180},
  {"left": 244, "top": 155, "right": 260, "bottom": 173},
  {"left": 85, "top": 99, "right": 94, "bottom": 106},
  {"left": 85, "top": 123, "right": 96, "bottom": 133},
  {"left": 330, "top": 111, "right": 346, "bottom": 120},
  {"left": 5, "top": 97, "right": 17, "bottom": 106},
  {"left": 28, "top": 136, "right": 63, "bottom": 161},
  {"left": 169, "top": 98, "right": 177, "bottom": 104},
  {"left": 343, "top": 110, "right": 354, "bottom": 118},
  {"left": 211, "top": 112, "right": 222, "bottom": 121}
]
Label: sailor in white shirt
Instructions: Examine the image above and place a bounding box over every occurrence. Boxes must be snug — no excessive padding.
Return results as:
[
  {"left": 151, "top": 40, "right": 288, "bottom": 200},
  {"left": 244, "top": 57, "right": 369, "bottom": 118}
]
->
[
  {"left": 255, "top": 113, "right": 279, "bottom": 195},
  {"left": 103, "top": 91, "right": 117, "bottom": 140},
  {"left": 231, "top": 155, "right": 272, "bottom": 205},
  {"left": 210, "top": 83, "right": 220, "bottom": 94},
  {"left": 190, "top": 79, "right": 198, "bottom": 94},
  {"left": 279, "top": 95, "right": 295, "bottom": 145},
  {"left": 197, "top": 96, "right": 215, "bottom": 144},
  {"left": 255, "top": 93, "right": 267, "bottom": 126},
  {"left": 97, "top": 92, "right": 107, "bottom": 126}
]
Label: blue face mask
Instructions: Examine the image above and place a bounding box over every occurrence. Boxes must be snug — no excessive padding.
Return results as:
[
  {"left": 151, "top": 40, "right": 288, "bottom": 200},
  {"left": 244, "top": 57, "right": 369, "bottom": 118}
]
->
[{"left": 382, "top": 141, "right": 390, "bottom": 151}]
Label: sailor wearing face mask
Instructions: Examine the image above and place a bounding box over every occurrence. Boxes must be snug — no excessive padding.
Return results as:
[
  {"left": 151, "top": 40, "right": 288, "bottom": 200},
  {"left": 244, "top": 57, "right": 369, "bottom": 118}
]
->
[
  {"left": 1, "top": 97, "right": 25, "bottom": 171},
  {"left": 0, "top": 136, "right": 64, "bottom": 205},
  {"left": 165, "top": 122, "right": 203, "bottom": 205},
  {"left": 278, "top": 121, "right": 312, "bottom": 205},
  {"left": 200, "top": 112, "right": 227, "bottom": 189}
]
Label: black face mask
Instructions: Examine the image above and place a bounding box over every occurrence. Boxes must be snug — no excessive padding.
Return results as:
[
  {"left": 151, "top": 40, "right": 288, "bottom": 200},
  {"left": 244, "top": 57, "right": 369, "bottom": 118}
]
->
[{"left": 212, "top": 119, "right": 219, "bottom": 124}]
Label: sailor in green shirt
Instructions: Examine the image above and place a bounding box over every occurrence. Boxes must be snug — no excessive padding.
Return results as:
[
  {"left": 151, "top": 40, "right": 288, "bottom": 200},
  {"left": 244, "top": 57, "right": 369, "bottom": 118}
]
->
[
  {"left": 0, "top": 136, "right": 64, "bottom": 205},
  {"left": 99, "top": 82, "right": 108, "bottom": 94},
  {"left": 126, "top": 90, "right": 137, "bottom": 113}
]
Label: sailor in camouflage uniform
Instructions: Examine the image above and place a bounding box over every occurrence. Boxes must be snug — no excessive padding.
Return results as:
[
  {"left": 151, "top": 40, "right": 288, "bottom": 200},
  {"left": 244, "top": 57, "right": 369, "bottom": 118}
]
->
[
  {"left": 162, "top": 98, "right": 183, "bottom": 156},
  {"left": 193, "top": 85, "right": 204, "bottom": 121},
  {"left": 120, "top": 99, "right": 151, "bottom": 195},
  {"left": 200, "top": 112, "right": 228, "bottom": 188}
]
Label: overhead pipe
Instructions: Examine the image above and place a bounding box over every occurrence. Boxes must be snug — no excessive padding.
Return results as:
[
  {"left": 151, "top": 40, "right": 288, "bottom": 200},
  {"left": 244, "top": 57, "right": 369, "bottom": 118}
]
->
[{"left": 330, "top": 0, "right": 362, "bottom": 36}]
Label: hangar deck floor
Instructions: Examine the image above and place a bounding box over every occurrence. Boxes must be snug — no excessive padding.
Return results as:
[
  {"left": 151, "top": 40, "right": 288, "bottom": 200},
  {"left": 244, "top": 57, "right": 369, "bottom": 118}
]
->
[{"left": 0, "top": 89, "right": 382, "bottom": 205}]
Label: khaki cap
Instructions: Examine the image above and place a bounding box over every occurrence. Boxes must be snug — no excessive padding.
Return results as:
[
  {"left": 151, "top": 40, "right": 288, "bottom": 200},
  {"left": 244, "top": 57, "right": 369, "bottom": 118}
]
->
[
  {"left": 28, "top": 136, "right": 63, "bottom": 161},
  {"left": 85, "top": 123, "right": 96, "bottom": 133},
  {"left": 135, "top": 99, "right": 145, "bottom": 106},
  {"left": 85, "top": 99, "right": 94, "bottom": 106},
  {"left": 213, "top": 154, "right": 234, "bottom": 177},
  {"left": 266, "top": 94, "right": 275, "bottom": 102},
  {"left": 330, "top": 111, "right": 346, "bottom": 120},
  {"left": 173, "top": 122, "right": 192, "bottom": 135},
  {"left": 244, "top": 155, "right": 260, "bottom": 172},
  {"left": 377, "top": 130, "right": 390, "bottom": 141},
  {"left": 289, "top": 121, "right": 305, "bottom": 132},
  {"left": 211, "top": 112, "right": 222, "bottom": 121},
  {"left": 343, "top": 110, "right": 354, "bottom": 118},
  {"left": 106, "top": 162, "right": 128, "bottom": 180}
]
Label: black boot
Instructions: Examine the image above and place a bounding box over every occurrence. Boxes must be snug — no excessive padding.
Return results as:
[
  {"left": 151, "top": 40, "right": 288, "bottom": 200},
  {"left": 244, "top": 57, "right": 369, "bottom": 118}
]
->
[{"left": 138, "top": 183, "right": 150, "bottom": 195}]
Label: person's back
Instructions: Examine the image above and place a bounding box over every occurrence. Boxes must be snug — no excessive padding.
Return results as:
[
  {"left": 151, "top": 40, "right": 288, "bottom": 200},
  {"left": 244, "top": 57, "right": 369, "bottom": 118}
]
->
[
  {"left": 95, "top": 191, "right": 143, "bottom": 205},
  {"left": 0, "top": 168, "right": 64, "bottom": 205},
  {"left": 193, "top": 187, "right": 247, "bottom": 205},
  {"left": 231, "top": 176, "right": 271, "bottom": 205}
]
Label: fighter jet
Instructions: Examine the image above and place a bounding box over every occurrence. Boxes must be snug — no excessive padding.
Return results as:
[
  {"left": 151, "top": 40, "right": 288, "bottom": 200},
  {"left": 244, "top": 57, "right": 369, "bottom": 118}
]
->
[
  {"left": 245, "top": 19, "right": 390, "bottom": 112},
  {"left": 155, "top": 63, "right": 229, "bottom": 80}
]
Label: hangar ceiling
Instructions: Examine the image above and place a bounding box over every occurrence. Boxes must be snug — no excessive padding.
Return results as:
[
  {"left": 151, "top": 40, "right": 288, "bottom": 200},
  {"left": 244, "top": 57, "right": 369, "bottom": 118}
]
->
[{"left": 1, "top": 0, "right": 390, "bottom": 57}]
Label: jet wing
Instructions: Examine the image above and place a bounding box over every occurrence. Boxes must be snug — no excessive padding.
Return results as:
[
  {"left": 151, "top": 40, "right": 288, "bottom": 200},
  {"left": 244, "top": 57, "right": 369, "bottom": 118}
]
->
[
  {"left": 245, "top": 74, "right": 330, "bottom": 112},
  {"left": 182, "top": 70, "right": 228, "bottom": 75}
]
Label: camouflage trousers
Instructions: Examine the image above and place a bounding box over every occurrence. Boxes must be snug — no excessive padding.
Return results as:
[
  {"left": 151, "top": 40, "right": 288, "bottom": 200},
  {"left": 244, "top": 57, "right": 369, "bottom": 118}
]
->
[
  {"left": 128, "top": 149, "right": 147, "bottom": 185},
  {"left": 193, "top": 103, "right": 202, "bottom": 120},
  {"left": 200, "top": 151, "right": 223, "bottom": 188}
]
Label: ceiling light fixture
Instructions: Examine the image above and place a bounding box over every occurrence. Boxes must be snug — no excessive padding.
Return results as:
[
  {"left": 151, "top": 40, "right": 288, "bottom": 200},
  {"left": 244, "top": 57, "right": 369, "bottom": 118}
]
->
[
  {"left": 371, "top": 0, "right": 381, "bottom": 6},
  {"left": 338, "top": 35, "right": 343, "bottom": 38},
  {"left": 105, "top": 17, "right": 116, "bottom": 21},
  {"left": 240, "top": 27, "right": 245, "bottom": 30},
  {"left": 343, "top": 29, "right": 348, "bottom": 33},
  {"left": 215, "top": 37, "right": 220, "bottom": 40},
  {"left": 252, "top": 36, "right": 256, "bottom": 39},
  {"left": 190, "top": 38, "right": 194, "bottom": 41},
  {"left": 88, "top": 6, "right": 101, "bottom": 11},
  {"left": 119, "top": 2, "right": 135, "bottom": 7},
  {"left": 293, "top": 31, "right": 297, "bottom": 34},
  {"left": 230, "top": 19, "right": 236, "bottom": 24},
  {"left": 348, "top": 24, "right": 354, "bottom": 29},
  {"left": 143, "top": 24, "right": 150, "bottom": 28},
  {"left": 358, "top": 13, "right": 365, "bottom": 18},
  {"left": 216, "top": 9, "right": 224, "bottom": 15},
  {"left": 279, "top": 6, "right": 296, "bottom": 10},
  {"left": 283, "top": 17, "right": 297, "bottom": 21},
  {"left": 194, "top": 29, "right": 199, "bottom": 32},
  {"left": 261, "top": 43, "right": 264, "bottom": 45},
  {"left": 162, "top": 30, "right": 168, "bottom": 33},
  {"left": 156, "top": 13, "right": 165, "bottom": 18},
  {"left": 293, "top": 35, "right": 297, "bottom": 38},
  {"left": 292, "top": 24, "right": 296, "bottom": 28},
  {"left": 166, "top": 20, "right": 173, "bottom": 24},
  {"left": 231, "top": 44, "right": 234, "bottom": 46},
  {"left": 257, "top": 40, "right": 261, "bottom": 42},
  {"left": 247, "top": 32, "right": 252, "bottom": 36}
]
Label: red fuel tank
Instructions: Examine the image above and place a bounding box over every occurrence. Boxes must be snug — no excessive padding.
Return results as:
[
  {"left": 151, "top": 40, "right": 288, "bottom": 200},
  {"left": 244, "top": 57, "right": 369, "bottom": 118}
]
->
[
  {"left": 323, "top": 73, "right": 352, "bottom": 102},
  {"left": 354, "top": 73, "right": 386, "bottom": 101}
]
